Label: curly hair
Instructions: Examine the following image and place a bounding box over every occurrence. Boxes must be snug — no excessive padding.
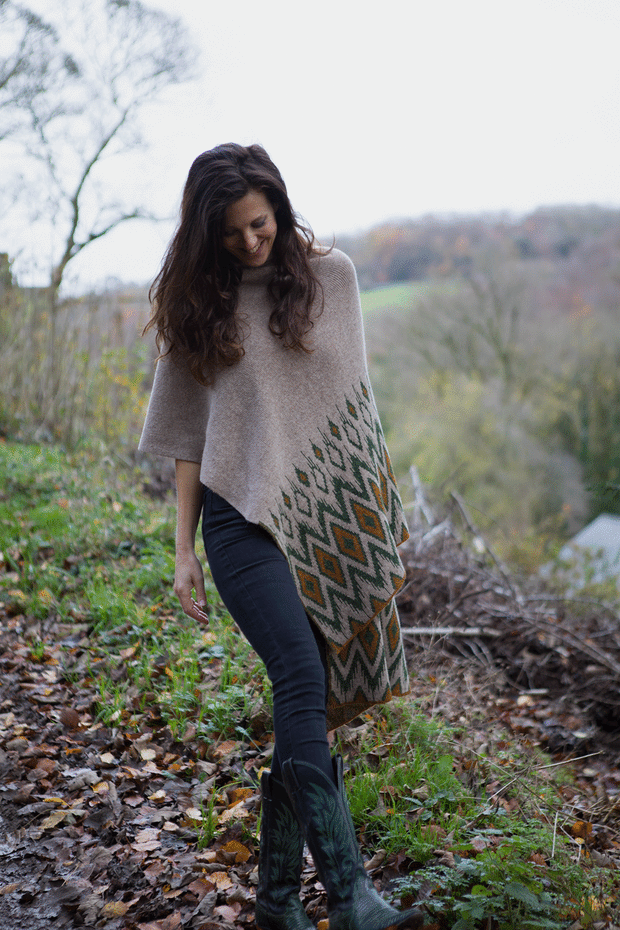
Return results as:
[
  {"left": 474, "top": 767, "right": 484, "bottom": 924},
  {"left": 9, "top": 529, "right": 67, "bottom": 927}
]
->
[{"left": 145, "top": 143, "right": 324, "bottom": 385}]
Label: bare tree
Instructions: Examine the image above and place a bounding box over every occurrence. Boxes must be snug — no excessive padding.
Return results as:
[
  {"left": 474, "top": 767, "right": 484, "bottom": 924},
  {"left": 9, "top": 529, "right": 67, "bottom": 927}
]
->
[
  {"left": 0, "top": 0, "right": 79, "bottom": 141},
  {"left": 1, "top": 0, "right": 195, "bottom": 303},
  {"left": 404, "top": 253, "right": 540, "bottom": 403}
]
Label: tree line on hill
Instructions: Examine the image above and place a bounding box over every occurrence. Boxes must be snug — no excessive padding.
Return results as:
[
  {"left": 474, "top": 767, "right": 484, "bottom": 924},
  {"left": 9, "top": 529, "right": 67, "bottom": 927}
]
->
[{"left": 337, "top": 202, "right": 620, "bottom": 298}]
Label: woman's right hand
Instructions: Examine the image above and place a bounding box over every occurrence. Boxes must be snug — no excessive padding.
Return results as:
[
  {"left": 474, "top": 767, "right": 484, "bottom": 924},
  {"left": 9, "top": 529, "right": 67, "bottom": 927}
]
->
[{"left": 174, "top": 549, "right": 210, "bottom": 624}]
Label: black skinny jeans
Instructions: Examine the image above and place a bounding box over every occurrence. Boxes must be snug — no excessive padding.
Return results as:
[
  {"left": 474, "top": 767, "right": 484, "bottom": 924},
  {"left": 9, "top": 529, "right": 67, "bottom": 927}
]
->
[{"left": 201, "top": 487, "right": 334, "bottom": 783}]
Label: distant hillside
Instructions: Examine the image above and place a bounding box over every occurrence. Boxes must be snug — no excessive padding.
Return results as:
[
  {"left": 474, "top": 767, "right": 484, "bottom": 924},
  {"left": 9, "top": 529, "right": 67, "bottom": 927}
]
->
[
  {"left": 359, "top": 282, "right": 435, "bottom": 318},
  {"left": 336, "top": 204, "right": 620, "bottom": 308}
]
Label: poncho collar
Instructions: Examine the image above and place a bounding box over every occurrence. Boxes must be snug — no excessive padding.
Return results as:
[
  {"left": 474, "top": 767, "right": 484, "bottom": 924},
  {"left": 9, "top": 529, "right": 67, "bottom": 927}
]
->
[{"left": 240, "top": 263, "right": 276, "bottom": 287}]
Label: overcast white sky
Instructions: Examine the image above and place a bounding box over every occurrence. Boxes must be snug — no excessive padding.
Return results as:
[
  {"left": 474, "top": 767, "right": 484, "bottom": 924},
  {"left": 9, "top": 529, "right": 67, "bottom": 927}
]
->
[{"left": 13, "top": 0, "right": 620, "bottom": 290}]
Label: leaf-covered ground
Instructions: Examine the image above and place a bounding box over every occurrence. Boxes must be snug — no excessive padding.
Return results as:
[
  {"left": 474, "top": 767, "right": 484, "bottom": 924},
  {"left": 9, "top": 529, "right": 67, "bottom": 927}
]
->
[{"left": 1, "top": 442, "right": 619, "bottom": 929}]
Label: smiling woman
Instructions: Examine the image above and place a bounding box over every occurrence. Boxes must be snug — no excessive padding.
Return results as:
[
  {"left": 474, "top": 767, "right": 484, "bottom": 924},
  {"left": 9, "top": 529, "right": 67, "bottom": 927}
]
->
[
  {"left": 145, "top": 143, "right": 321, "bottom": 386},
  {"left": 222, "top": 190, "right": 278, "bottom": 267},
  {"left": 139, "top": 142, "right": 422, "bottom": 930}
]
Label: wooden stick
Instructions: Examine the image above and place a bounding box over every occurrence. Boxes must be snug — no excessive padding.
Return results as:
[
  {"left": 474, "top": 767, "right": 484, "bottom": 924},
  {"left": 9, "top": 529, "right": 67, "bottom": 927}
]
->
[{"left": 401, "top": 626, "right": 501, "bottom": 638}]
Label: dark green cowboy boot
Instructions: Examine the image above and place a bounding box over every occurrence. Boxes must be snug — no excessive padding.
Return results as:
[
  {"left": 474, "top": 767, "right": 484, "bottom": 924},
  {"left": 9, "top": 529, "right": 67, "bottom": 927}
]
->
[
  {"left": 255, "top": 770, "right": 315, "bottom": 930},
  {"left": 282, "top": 756, "right": 424, "bottom": 930}
]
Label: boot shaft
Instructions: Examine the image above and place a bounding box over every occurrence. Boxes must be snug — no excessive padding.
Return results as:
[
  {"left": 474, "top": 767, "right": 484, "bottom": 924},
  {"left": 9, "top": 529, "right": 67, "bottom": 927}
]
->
[
  {"left": 282, "top": 758, "right": 367, "bottom": 904},
  {"left": 282, "top": 756, "right": 424, "bottom": 930},
  {"left": 257, "top": 770, "right": 307, "bottom": 903},
  {"left": 256, "top": 770, "right": 314, "bottom": 930}
]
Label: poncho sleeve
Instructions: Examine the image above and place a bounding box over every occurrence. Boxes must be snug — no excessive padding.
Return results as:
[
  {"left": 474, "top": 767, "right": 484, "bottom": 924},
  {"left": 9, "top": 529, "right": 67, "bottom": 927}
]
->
[{"left": 139, "top": 352, "right": 210, "bottom": 464}]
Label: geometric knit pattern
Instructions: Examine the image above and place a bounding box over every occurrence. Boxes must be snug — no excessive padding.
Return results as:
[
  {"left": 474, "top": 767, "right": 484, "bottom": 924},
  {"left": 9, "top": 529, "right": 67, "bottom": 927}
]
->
[
  {"left": 326, "top": 599, "right": 409, "bottom": 728},
  {"left": 264, "top": 379, "right": 411, "bottom": 728}
]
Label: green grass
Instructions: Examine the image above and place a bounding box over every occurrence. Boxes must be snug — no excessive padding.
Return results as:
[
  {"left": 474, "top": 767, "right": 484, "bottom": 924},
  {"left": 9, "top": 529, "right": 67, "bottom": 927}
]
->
[
  {"left": 360, "top": 282, "right": 432, "bottom": 317},
  {"left": 1, "top": 439, "right": 618, "bottom": 928},
  {"left": 340, "top": 702, "right": 617, "bottom": 927},
  {"left": 0, "top": 440, "right": 272, "bottom": 744}
]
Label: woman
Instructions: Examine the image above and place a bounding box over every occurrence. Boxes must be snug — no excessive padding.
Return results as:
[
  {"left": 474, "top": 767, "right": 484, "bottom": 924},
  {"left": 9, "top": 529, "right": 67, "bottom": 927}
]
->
[{"left": 140, "top": 143, "right": 422, "bottom": 930}]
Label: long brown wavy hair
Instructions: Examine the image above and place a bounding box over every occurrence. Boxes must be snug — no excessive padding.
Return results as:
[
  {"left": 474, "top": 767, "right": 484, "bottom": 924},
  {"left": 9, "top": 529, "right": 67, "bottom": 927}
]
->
[{"left": 145, "top": 143, "right": 323, "bottom": 384}]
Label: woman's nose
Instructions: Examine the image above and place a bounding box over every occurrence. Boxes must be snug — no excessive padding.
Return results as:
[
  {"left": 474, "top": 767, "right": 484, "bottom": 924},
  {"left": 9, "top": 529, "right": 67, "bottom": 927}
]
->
[{"left": 243, "top": 231, "right": 258, "bottom": 250}]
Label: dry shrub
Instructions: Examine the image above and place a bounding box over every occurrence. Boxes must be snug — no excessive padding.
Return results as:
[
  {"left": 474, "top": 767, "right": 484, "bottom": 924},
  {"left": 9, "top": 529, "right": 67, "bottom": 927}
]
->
[{"left": 0, "top": 284, "right": 152, "bottom": 448}]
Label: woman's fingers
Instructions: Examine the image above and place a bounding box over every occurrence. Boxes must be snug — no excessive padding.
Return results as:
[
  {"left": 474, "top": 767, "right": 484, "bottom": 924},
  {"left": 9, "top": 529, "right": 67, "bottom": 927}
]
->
[
  {"left": 190, "top": 597, "right": 210, "bottom": 624},
  {"left": 174, "top": 554, "right": 210, "bottom": 624}
]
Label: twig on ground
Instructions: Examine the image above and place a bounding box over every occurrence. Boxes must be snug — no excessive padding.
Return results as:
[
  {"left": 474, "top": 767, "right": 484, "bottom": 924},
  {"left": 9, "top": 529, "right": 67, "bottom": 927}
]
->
[{"left": 401, "top": 626, "right": 501, "bottom": 639}]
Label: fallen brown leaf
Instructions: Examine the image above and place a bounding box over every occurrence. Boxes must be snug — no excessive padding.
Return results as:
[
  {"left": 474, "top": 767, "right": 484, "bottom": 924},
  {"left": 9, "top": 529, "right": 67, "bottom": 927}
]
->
[
  {"left": 59, "top": 707, "right": 81, "bottom": 729},
  {"left": 188, "top": 878, "right": 216, "bottom": 900},
  {"left": 133, "top": 827, "right": 161, "bottom": 851},
  {"left": 40, "top": 809, "right": 69, "bottom": 830},
  {"left": 0, "top": 884, "right": 20, "bottom": 895},
  {"left": 364, "top": 849, "right": 387, "bottom": 870},
  {"left": 195, "top": 850, "right": 218, "bottom": 863},
  {"left": 211, "top": 739, "right": 237, "bottom": 759},
  {"left": 221, "top": 839, "right": 251, "bottom": 863},
  {"left": 214, "top": 903, "right": 241, "bottom": 921},
  {"left": 102, "top": 900, "right": 130, "bottom": 917},
  {"left": 138, "top": 915, "right": 182, "bottom": 930},
  {"left": 210, "top": 871, "right": 233, "bottom": 890},
  {"left": 218, "top": 799, "right": 250, "bottom": 824},
  {"left": 433, "top": 849, "right": 456, "bottom": 867},
  {"left": 183, "top": 807, "right": 204, "bottom": 824},
  {"left": 229, "top": 786, "right": 255, "bottom": 803}
]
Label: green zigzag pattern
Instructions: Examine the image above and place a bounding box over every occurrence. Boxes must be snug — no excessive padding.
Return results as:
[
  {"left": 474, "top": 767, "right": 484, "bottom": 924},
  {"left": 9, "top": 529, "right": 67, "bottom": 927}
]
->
[
  {"left": 265, "top": 380, "right": 410, "bottom": 723},
  {"left": 326, "top": 600, "right": 409, "bottom": 727}
]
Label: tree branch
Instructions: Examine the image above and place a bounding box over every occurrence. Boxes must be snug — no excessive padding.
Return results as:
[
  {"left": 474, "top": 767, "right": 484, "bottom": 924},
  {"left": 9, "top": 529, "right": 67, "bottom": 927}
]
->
[{"left": 51, "top": 107, "right": 132, "bottom": 293}]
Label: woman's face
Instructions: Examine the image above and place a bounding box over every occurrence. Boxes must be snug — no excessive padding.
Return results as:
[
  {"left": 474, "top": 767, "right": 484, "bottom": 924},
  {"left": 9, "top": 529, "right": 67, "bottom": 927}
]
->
[{"left": 222, "top": 189, "right": 278, "bottom": 267}]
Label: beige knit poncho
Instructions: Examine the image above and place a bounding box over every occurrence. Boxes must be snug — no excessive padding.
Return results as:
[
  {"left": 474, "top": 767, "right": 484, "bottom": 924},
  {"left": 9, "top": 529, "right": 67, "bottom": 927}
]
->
[{"left": 140, "top": 248, "right": 410, "bottom": 728}]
